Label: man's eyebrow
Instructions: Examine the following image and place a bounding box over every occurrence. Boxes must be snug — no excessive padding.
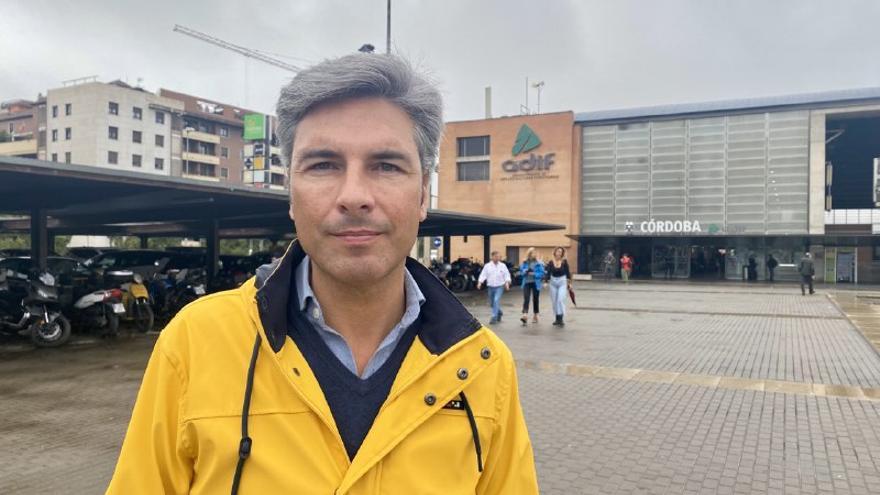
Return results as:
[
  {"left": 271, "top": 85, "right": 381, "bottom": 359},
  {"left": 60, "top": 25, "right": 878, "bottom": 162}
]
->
[
  {"left": 370, "top": 149, "right": 411, "bottom": 162},
  {"left": 294, "top": 148, "right": 343, "bottom": 163}
]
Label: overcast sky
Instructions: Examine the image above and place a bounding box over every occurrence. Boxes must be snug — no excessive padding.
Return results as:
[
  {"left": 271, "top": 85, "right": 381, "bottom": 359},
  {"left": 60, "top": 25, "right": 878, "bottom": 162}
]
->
[{"left": 2, "top": 0, "right": 879, "bottom": 122}]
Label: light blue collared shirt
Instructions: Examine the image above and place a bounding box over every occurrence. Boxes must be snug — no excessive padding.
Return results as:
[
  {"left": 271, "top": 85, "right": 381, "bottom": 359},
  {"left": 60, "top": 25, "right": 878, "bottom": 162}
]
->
[{"left": 295, "top": 255, "right": 425, "bottom": 379}]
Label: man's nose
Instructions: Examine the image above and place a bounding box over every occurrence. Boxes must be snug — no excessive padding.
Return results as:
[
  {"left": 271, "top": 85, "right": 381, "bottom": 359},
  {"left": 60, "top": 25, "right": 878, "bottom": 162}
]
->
[{"left": 336, "top": 166, "right": 375, "bottom": 214}]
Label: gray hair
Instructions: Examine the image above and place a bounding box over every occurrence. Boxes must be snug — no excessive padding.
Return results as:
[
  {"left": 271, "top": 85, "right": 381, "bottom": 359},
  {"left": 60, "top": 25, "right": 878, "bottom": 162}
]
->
[{"left": 276, "top": 53, "right": 443, "bottom": 176}]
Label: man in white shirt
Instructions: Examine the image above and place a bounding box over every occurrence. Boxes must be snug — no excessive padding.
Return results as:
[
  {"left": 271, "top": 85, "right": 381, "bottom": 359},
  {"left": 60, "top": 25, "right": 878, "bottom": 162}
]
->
[{"left": 476, "top": 251, "right": 512, "bottom": 324}]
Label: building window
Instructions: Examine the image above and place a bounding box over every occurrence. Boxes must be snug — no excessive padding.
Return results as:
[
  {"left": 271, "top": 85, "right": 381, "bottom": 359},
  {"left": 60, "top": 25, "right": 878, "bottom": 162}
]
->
[
  {"left": 51, "top": 129, "right": 58, "bottom": 142},
  {"left": 65, "top": 103, "right": 71, "bottom": 116},
  {"left": 108, "top": 151, "right": 118, "bottom": 164},
  {"left": 221, "top": 167, "right": 229, "bottom": 179},
  {"left": 155, "top": 134, "right": 164, "bottom": 147},
  {"left": 456, "top": 161, "right": 490, "bottom": 181},
  {"left": 155, "top": 157, "right": 164, "bottom": 170},
  {"left": 457, "top": 136, "right": 490, "bottom": 157},
  {"left": 51, "top": 153, "right": 58, "bottom": 162},
  {"left": 132, "top": 130, "right": 142, "bottom": 143},
  {"left": 155, "top": 111, "right": 165, "bottom": 124},
  {"left": 133, "top": 107, "right": 142, "bottom": 120},
  {"left": 221, "top": 146, "right": 229, "bottom": 158},
  {"left": 219, "top": 126, "right": 229, "bottom": 137},
  {"left": 108, "top": 126, "right": 118, "bottom": 140},
  {"left": 873, "top": 246, "right": 880, "bottom": 261},
  {"left": 64, "top": 152, "right": 71, "bottom": 164},
  {"left": 65, "top": 127, "right": 71, "bottom": 140},
  {"left": 132, "top": 154, "right": 142, "bottom": 167},
  {"left": 109, "top": 101, "right": 118, "bottom": 115},
  {"left": 51, "top": 105, "right": 58, "bottom": 118}
]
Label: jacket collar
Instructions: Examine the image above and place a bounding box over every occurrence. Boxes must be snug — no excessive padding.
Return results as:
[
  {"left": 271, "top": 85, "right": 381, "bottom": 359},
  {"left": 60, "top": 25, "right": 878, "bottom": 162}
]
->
[{"left": 254, "top": 241, "right": 481, "bottom": 354}]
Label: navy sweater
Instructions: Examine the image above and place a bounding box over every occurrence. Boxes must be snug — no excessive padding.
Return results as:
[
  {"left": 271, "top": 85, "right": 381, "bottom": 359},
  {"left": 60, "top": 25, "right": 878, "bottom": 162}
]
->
[{"left": 287, "top": 306, "right": 420, "bottom": 460}]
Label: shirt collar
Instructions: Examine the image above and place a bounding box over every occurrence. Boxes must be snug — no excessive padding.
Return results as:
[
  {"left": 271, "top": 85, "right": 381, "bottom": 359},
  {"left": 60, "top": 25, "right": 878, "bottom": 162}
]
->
[{"left": 295, "top": 254, "right": 425, "bottom": 318}]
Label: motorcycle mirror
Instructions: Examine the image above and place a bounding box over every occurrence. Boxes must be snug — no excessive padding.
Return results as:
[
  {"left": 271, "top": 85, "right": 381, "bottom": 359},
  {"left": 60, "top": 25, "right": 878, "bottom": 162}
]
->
[{"left": 39, "top": 272, "right": 56, "bottom": 287}]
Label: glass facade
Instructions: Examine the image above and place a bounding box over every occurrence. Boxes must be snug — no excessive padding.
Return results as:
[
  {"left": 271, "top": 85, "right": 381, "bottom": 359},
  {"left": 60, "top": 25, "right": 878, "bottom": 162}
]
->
[{"left": 581, "top": 110, "right": 810, "bottom": 236}]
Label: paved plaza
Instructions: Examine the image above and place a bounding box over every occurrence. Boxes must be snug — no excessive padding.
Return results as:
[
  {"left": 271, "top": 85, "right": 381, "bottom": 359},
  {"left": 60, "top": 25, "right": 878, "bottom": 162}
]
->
[{"left": 2, "top": 281, "right": 880, "bottom": 493}]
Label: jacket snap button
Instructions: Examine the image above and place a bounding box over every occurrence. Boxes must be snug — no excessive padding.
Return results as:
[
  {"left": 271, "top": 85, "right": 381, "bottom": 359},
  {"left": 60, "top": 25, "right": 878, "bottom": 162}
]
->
[
  {"left": 424, "top": 393, "right": 437, "bottom": 406},
  {"left": 457, "top": 368, "right": 469, "bottom": 380},
  {"left": 480, "top": 347, "right": 491, "bottom": 359}
]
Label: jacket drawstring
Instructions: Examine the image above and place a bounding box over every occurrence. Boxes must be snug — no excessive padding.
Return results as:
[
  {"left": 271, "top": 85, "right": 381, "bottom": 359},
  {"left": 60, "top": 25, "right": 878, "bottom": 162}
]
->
[
  {"left": 231, "top": 333, "right": 262, "bottom": 495},
  {"left": 458, "top": 391, "right": 483, "bottom": 472}
]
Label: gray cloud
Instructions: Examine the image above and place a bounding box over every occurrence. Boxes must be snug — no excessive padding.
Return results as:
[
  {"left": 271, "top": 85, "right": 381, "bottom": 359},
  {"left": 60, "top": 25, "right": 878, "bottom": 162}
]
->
[{"left": 1, "top": 0, "right": 879, "bottom": 121}]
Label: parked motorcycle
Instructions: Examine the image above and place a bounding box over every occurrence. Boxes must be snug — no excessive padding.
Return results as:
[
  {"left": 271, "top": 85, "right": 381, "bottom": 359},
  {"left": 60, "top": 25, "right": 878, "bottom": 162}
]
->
[
  {"left": 68, "top": 287, "right": 125, "bottom": 336},
  {"left": 0, "top": 269, "right": 71, "bottom": 347},
  {"left": 119, "top": 271, "right": 154, "bottom": 333},
  {"left": 151, "top": 268, "right": 207, "bottom": 321}
]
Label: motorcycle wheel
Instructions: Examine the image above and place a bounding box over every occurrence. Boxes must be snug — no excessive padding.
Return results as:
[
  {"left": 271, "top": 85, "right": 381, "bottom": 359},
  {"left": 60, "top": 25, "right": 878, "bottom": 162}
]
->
[
  {"left": 449, "top": 275, "right": 468, "bottom": 293},
  {"left": 133, "top": 300, "right": 155, "bottom": 333},
  {"left": 105, "top": 312, "right": 120, "bottom": 337},
  {"left": 30, "top": 314, "right": 72, "bottom": 348}
]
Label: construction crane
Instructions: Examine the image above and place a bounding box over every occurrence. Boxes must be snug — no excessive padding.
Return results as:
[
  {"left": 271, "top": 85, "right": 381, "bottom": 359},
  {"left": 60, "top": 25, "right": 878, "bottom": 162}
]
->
[{"left": 173, "top": 24, "right": 300, "bottom": 73}]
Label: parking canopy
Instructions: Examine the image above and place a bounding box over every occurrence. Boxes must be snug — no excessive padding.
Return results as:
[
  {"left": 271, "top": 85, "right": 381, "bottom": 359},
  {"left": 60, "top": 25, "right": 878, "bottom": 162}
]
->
[{"left": 1, "top": 156, "right": 563, "bottom": 273}]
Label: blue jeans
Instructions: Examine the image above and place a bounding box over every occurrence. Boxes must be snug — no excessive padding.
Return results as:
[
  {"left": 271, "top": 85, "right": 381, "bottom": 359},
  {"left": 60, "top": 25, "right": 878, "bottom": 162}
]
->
[{"left": 487, "top": 286, "right": 504, "bottom": 320}]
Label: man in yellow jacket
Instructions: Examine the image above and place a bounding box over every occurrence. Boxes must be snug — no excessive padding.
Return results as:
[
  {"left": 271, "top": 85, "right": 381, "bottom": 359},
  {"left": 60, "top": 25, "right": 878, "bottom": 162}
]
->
[{"left": 107, "top": 53, "right": 539, "bottom": 494}]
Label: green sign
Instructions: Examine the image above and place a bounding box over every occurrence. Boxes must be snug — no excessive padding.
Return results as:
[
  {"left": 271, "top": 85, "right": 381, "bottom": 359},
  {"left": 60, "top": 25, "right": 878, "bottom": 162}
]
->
[
  {"left": 511, "top": 124, "right": 541, "bottom": 155},
  {"left": 243, "top": 114, "right": 265, "bottom": 141}
]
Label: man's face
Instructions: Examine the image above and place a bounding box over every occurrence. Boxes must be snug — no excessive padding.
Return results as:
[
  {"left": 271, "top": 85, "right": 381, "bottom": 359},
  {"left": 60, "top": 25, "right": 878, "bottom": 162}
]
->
[
  {"left": 491, "top": 252, "right": 501, "bottom": 264},
  {"left": 289, "top": 97, "right": 428, "bottom": 285}
]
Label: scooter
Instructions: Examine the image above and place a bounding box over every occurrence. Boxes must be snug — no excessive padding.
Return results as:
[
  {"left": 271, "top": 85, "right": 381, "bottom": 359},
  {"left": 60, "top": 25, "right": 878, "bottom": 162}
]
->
[
  {"left": 118, "top": 271, "right": 154, "bottom": 333},
  {"left": 0, "top": 269, "right": 71, "bottom": 347},
  {"left": 69, "top": 287, "right": 126, "bottom": 336}
]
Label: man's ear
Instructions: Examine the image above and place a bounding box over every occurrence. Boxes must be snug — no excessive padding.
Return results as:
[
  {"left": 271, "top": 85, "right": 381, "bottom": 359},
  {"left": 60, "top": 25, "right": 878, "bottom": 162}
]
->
[{"left": 289, "top": 201, "right": 295, "bottom": 222}]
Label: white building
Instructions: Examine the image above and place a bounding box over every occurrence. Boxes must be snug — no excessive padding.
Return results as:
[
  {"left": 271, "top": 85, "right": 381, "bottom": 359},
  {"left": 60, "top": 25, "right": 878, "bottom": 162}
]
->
[{"left": 45, "top": 79, "right": 184, "bottom": 176}]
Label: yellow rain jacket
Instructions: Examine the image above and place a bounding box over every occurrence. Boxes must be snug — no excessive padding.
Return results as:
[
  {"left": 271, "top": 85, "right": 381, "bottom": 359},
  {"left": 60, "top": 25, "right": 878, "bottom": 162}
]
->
[{"left": 107, "top": 242, "right": 538, "bottom": 494}]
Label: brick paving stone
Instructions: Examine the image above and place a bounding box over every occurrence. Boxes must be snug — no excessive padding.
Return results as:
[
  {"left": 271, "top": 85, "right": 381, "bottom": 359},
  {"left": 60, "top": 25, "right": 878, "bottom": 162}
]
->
[{"left": 3, "top": 282, "right": 880, "bottom": 494}]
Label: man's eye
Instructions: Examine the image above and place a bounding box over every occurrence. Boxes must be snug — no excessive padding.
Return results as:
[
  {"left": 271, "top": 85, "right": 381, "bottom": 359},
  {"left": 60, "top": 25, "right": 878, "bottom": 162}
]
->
[
  {"left": 307, "top": 162, "right": 337, "bottom": 171},
  {"left": 377, "top": 162, "right": 403, "bottom": 173}
]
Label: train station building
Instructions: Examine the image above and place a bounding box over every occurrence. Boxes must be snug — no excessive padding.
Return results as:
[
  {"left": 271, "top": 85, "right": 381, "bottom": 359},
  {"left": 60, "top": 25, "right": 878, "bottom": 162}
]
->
[{"left": 438, "top": 87, "right": 880, "bottom": 284}]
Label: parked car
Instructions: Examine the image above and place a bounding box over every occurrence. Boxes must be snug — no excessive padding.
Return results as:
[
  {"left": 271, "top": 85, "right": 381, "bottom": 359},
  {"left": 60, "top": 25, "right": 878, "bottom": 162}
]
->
[{"left": 66, "top": 246, "right": 119, "bottom": 261}]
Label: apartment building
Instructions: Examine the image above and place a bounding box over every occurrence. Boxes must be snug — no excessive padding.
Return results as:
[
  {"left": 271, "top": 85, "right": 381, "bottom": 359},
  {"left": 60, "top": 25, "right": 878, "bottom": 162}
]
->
[
  {"left": 158, "top": 88, "right": 284, "bottom": 185},
  {"left": 0, "top": 97, "right": 46, "bottom": 159},
  {"left": 45, "top": 79, "right": 184, "bottom": 175}
]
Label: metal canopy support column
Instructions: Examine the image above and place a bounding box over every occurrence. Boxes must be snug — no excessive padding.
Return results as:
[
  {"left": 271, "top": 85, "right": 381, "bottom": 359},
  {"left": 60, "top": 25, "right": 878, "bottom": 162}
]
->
[
  {"left": 483, "top": 235, "right": 491, "bottom": 263},
  {"left": 30, "top": 209, "right": 48, "bottom": 271},
  {"left": 205, "top": 219, "right": 219, "bottom": 290},
  {"left": 139, "top": 235, "right": 148, "bottom": 249},
  {"left": 443, "top": 235, "right": 451, "bottom": 263}
]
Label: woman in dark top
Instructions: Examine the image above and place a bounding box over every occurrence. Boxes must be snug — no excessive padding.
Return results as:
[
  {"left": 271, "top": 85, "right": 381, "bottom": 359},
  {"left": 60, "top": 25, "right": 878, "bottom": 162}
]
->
[{"left": 547, "top": 247, "right": 572, "bottom": 327}]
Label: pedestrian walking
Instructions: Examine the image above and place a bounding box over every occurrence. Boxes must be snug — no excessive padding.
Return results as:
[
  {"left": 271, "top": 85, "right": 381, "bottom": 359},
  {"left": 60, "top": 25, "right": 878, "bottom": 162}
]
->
[
  {"left": 747, "top": 254, "right": 758, "bottom": 281},
  {"left": 664, "top": 252, "right": 675, "bottom": 280},
  {"left": 477, "top": 251, "right": 511, "bottom": 324},
  {"left": 620, "top": 253, "right": 633, "bottom": 284},
  {"left": 107, "top": 53, "right": 537, "bottom": 494},
  {"left": 798, "top": 252, "right": 816, "bottom": 295},
  {"left": 767, "top": 254, "right": 779, "bottom": 282},
  {"left": 603, "top": 250, "right": 616, "bottom": 282},
  {"left": 546, "top": 247, "right": 572, "bottom": 327},
  {"left": 520, "top": 247, "right": 545, "bottom": 325}
]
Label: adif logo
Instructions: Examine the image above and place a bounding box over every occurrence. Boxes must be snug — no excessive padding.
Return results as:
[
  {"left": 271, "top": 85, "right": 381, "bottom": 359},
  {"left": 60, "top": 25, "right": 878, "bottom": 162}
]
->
[
  {"left": 511, "top": 124, "right": 542, "bottom": 155},
  {"left": 503, "top": 124, "right": 555, "bottom": 172}
]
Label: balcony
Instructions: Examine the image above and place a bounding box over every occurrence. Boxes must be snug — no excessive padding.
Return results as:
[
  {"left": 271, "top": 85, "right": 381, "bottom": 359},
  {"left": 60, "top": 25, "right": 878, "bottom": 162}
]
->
[
  {"left": 182, "top": 151, "right": 220, "bottom": 165},
  {"left": 183, "top": 130, "right": 220, "bottom": 144},
  {"left": 0, "top": 138, "right": 38, "bottom": 156},
  {"left": 182, "top": 172, "right": 220, "bottom": 183}
]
